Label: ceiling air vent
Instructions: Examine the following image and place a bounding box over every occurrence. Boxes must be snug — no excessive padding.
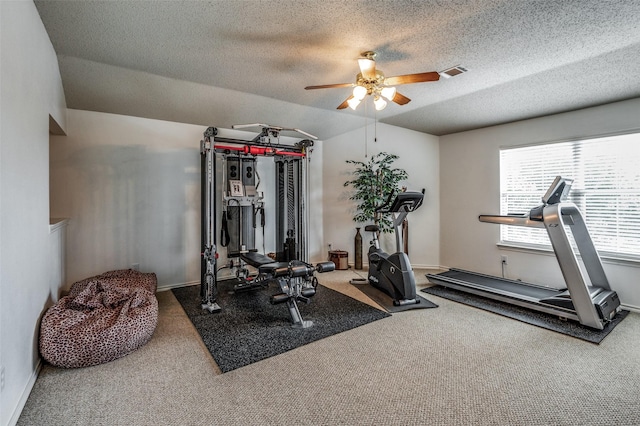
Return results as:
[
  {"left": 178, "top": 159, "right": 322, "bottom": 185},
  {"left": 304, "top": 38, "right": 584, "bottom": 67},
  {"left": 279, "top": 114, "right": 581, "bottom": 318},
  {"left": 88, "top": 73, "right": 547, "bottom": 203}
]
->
[{"left": 439, "top": 65, "right": 468, "bottom": 79}]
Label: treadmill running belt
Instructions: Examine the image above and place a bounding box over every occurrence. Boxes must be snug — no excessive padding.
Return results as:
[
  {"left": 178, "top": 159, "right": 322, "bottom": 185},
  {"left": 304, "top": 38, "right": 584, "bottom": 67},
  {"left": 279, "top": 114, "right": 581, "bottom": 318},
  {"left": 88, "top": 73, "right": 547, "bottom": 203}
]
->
[{"left": 430, "top": 269, "right": 565, "bottom": 300}]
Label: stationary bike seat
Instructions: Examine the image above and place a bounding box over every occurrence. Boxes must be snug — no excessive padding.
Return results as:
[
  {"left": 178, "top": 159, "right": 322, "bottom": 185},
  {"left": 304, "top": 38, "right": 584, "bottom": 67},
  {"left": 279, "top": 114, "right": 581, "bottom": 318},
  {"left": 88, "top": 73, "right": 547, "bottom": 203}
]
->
[{"left": 365, "top": 225, "right": 379, "bottom": 232}]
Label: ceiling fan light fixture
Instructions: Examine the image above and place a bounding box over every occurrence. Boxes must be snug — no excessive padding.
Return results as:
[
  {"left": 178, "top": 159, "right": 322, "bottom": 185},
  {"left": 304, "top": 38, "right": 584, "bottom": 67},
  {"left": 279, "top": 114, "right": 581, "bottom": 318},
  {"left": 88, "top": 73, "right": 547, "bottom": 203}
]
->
[
  {"left": 347, "top": 97, "right": 361, "bottom": 110},
  {"left": 373, "top": 96, "right": 387, "bottom": 111},
  {"left": 380, "top": 86, "right": 397, "bottom": 101},
  {"left": 353, "top": 85, "right": 367, "bottom": 100}
]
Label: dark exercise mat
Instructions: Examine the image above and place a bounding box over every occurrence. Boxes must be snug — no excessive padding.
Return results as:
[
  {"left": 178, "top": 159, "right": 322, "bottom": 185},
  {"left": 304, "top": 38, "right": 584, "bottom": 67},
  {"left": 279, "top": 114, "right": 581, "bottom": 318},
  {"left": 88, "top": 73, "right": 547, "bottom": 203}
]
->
[
  {"left": 351, "top": 282, "right": 438, "bottom": 312},
  {"left": 173, "top": 282, "right": 391, "bottom": 372},
  {"left": 421, "top": 285, "right": 628, "bottom": 344}
]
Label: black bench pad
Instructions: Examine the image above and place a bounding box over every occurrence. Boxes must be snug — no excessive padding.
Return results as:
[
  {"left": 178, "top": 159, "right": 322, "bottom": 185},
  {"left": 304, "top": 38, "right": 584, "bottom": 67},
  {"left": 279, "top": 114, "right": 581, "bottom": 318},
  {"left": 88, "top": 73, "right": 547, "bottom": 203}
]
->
[{"left": 240, "top": 251, "right": 277, "bottom": 267}]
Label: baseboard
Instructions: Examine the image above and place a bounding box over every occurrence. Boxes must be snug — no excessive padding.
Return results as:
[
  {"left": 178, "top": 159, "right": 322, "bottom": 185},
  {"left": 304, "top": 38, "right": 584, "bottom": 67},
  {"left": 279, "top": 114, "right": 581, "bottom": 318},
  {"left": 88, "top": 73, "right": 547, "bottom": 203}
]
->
[
  {"left": 155, "top": 267, "right": 639, "bottom": 312},
  {"left": 338, "top": 261, "right": 443, "bottom": 271},
  {"left": 157, "top": 269, "right": 269, "bottom": 292},
  {"left": 312, "top": 259, "right": 440, "bottom": 272},
  {"left": 8, "top": 358, "right": 42, "bottom": 426},
  {"left": 157, "top": 280, "right": 199, "bottom": 292},
  {"left": 409, "top": 264, "right": 447, "bottom": 271},
  {"left": 621, "top": 303, "right": 639, "bottom": 313}
]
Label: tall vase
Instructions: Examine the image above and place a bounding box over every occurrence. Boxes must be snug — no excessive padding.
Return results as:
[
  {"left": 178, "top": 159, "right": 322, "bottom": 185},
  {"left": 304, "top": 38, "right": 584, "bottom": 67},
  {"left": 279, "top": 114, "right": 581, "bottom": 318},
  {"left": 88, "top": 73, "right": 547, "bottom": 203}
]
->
[{"left": 355, "top": 227, "right": 363, "bottom": 270}]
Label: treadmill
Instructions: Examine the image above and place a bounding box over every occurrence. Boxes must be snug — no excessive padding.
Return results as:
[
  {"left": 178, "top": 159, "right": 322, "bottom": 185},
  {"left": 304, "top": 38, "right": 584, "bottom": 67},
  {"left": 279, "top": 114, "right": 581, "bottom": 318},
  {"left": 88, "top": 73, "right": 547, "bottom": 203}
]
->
[{"left": 427, "top": 176, "right": 621, "bottom": 330}]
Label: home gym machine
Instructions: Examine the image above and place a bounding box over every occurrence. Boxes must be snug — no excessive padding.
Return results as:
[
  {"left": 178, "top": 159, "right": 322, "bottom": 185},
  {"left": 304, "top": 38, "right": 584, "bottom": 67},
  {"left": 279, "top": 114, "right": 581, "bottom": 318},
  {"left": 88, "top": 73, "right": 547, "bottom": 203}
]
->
[
  {"left": 427, "top": 176, "right": 621, "bottom": 330},
  {"left": 366, "top": 189, "right": 425, "bottom": 306},
  {"left": 200, "top": 125, "right": 335, "bottom": 328}
]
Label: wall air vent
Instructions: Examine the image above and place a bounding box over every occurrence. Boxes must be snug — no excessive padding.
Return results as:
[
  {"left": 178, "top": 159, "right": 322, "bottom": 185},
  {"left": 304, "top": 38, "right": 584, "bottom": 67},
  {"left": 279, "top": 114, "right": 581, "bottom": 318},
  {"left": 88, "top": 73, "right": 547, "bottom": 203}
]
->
[{"left": 439, "top": 65, "right": 468, "bottom": 79}]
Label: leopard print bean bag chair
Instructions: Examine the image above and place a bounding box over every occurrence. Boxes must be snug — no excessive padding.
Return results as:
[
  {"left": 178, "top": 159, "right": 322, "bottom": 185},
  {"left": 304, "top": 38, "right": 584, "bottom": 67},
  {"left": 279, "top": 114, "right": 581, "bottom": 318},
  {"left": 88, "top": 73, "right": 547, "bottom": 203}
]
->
[{"left": 39, "top": 269, "right": 158, "bottom": 368}]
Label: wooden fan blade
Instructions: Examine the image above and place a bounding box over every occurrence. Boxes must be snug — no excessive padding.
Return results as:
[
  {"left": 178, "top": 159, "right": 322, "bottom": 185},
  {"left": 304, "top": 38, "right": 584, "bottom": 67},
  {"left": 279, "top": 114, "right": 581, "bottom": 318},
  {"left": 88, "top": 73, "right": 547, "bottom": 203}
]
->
[
  {"left": 358, "top": 58, "right": 377, "bottom": 80},
  {"left": 337, "top": 95, "right": 353, "bottom": 110},
  {"left": 392, "top": 92, "right": 411, "bottom": 105},
  {"left": 385, "top": 71, "right": 440, "bottom": 85},
  {"left": 305, "top": 83, "right": 353, "bottom": 90}
]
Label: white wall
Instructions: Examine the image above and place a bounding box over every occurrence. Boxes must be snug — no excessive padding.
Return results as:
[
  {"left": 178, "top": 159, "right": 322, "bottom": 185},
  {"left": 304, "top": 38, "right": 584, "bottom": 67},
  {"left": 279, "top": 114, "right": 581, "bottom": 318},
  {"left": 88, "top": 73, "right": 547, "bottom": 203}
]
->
[
  {"left": 322, "top": 122, "right": 440, "bottom": 269},
  {"left": 50, "top": 110, "right": 326, "bottom": 289},
  {"left": 440, "top": 97, "right": 640, "bottom": 310},
  {"left": 48, "top": 219, "right": 69, "bottom": 304},
  {"left": 0, "top": 2, "right": 67, "bottom": 424},
  {"left": 50, "top": 110, "right": 204, "bottom": 289}
]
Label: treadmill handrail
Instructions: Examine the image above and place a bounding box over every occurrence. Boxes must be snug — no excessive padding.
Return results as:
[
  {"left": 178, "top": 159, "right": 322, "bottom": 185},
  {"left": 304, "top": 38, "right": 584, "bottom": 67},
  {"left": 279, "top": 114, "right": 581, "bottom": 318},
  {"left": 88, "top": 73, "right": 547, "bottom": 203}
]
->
[
  {"left": 543, "top": 202, "right": 612, "bottom": 329},
  {"left": 478, "top": 214, "right": 545, "bottom": 228}
]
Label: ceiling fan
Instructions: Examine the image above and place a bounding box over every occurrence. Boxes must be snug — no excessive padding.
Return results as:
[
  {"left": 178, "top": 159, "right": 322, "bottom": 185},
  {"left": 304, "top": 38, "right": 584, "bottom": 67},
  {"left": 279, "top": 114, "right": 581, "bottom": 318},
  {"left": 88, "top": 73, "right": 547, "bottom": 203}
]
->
[{"left": 304, "top": 51, "right": 441, "bottom": 111}]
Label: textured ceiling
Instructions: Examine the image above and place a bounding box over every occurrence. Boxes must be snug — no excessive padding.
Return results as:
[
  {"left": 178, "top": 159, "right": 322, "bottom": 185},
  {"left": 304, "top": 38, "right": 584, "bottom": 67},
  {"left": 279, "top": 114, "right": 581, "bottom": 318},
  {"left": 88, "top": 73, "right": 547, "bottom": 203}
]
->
[{"left": 35, "top": 0, "right": 640, "bottom": 139}]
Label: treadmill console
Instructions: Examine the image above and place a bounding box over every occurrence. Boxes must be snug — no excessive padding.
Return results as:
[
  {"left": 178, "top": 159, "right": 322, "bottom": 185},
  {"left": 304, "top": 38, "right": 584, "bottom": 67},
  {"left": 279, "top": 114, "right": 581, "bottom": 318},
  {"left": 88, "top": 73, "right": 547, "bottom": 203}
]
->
[{"left": 542, "top": 176, "right": 573, "bottom": 205}]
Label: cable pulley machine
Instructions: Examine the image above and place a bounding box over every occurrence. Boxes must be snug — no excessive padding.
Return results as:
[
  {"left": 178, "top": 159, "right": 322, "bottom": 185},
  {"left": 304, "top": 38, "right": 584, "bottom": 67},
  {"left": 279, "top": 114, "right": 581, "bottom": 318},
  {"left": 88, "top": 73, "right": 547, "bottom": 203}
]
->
[{"left": 200, "top": 126, "right": 334, "bottom": 327}]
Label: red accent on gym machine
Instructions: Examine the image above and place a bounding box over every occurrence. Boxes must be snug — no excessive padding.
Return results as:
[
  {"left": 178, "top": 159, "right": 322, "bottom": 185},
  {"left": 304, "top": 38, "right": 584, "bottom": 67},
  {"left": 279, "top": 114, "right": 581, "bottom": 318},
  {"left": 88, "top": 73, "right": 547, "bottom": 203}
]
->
[{"left": 214, "top": 144, "right": 306, "bottom": 157}]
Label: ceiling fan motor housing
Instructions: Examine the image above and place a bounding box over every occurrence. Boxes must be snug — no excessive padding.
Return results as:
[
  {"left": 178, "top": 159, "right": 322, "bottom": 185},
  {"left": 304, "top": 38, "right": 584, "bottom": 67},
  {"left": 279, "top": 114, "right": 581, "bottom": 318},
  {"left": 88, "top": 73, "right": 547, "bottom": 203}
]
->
[{"left": 356, "top": 71, "right": 387, "bottom": 95}]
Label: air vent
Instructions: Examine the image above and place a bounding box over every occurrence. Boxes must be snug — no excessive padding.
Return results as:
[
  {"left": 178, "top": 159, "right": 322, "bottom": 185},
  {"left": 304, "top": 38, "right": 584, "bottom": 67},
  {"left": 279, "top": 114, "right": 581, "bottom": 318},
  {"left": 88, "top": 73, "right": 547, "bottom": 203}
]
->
[{"left": 439, "top": 65, "right": 468, "bottom": 79}]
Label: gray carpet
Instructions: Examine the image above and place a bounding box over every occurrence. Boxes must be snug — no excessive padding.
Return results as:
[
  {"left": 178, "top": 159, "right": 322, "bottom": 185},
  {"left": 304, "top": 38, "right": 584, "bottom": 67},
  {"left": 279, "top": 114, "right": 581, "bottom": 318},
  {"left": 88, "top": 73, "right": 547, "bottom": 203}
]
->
[
  {"left": 422, "top": 285, "right": 628, "bottom": 343},
  {"left": 173, "top": 281, "right": 390, "bottom": 372},
  {"left": 17, "top": 277, "right": 640, "bottom": 426}
]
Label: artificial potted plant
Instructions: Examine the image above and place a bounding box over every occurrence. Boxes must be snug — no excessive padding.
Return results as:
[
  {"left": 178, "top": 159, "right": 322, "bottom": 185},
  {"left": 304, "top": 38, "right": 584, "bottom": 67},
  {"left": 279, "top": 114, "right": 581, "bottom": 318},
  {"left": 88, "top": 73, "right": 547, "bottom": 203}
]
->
[{"left": 343, "top": 152, "right": 408, "bottom": 234}]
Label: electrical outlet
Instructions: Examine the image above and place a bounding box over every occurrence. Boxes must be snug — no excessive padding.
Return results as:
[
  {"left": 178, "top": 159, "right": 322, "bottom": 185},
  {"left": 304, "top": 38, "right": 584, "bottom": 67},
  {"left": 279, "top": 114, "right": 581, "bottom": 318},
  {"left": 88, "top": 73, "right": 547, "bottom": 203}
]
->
[
  {"left": 501, "top": 255, "right": 508, "bottom": 265},
  {"left": 131, "top": 263, "right": 140, "bottom": 271},
  {"left": 1, "top": 365, "right": 5, "bottom": 391}
]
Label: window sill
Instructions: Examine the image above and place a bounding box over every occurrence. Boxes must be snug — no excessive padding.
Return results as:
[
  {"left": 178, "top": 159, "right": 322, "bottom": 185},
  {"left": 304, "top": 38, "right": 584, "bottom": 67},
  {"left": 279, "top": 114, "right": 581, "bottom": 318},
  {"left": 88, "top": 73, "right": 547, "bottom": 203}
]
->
[{"left": 497, "top": 242, "right": 640, "bottom": 268}]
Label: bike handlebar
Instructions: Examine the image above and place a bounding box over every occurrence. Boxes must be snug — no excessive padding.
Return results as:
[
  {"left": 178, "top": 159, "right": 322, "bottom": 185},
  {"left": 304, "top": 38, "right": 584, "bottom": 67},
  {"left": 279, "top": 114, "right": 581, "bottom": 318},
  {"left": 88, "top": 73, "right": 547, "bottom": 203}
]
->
[{"left": 376, "top": 188, "right": 425, "bottom": 213}]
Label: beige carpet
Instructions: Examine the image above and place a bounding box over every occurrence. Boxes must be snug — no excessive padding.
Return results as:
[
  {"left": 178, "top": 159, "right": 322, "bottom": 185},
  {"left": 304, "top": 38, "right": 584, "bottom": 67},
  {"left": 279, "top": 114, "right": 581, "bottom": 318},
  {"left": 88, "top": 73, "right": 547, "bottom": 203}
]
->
[{"left": 18, "top": 269, "right": 640, "bottom": 425}]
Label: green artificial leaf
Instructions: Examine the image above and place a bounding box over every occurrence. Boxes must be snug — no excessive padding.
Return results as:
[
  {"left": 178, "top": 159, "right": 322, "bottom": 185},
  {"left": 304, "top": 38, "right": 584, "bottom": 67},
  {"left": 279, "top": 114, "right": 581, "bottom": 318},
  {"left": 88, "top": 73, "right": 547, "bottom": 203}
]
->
[{"left": 343, "top": 152, "right": 408, "bottom": 234}]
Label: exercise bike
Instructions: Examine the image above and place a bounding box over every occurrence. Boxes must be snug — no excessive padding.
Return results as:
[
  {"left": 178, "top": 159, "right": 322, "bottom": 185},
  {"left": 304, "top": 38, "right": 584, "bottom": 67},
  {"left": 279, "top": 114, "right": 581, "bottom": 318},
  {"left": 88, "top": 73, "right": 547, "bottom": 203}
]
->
[{"left": 365, "top": 189, "right": 424, "bottom": 306}]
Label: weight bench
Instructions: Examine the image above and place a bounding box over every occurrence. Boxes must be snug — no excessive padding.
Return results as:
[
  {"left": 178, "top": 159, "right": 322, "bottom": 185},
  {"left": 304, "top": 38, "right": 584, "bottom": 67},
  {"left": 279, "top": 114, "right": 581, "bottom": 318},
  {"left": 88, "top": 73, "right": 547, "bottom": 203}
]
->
[
  {"left": 238, "top": 252, "right": 335, "bottom": 328},
  {"left": 232, "top": 251, "right": 278, "bottom": 292},
  {"left": 240, "top": 251, "right": 276, "bottom": 268}
]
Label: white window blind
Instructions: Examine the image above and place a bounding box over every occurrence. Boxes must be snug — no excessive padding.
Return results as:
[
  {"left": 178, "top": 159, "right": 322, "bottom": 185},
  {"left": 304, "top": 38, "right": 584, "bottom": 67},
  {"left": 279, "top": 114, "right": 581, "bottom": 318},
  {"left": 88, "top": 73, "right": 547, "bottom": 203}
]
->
[{"left": 500, "top": 133, "right": 640, "bottom": 258}]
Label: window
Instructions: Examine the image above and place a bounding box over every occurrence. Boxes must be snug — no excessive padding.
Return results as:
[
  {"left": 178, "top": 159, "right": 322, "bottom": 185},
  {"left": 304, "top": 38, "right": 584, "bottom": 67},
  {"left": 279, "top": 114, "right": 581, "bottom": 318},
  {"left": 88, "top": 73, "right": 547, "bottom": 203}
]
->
[{"left": 500, "top": 132, "right": 640, "bottom": 259}]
